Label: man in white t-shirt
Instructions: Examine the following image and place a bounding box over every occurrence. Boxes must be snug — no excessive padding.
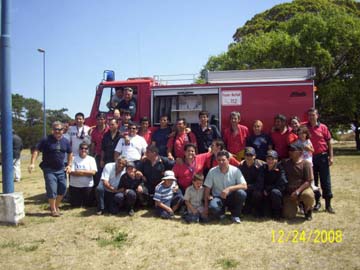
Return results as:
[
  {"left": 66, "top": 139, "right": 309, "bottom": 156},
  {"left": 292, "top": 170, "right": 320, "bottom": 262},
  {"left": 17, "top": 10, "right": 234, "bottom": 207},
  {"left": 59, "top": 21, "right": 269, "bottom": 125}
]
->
[
  {"left": 69, "top": 142, "right": 97, "bottom": 207},
  {"left": 114, "top": 122, "right": 147, "bottom": 165},
  {"left": 97, "top": 156, "right": 127, "bottom": 215},
  {"left": 68, "top": 112, "right": 91, "bottom": 156}
]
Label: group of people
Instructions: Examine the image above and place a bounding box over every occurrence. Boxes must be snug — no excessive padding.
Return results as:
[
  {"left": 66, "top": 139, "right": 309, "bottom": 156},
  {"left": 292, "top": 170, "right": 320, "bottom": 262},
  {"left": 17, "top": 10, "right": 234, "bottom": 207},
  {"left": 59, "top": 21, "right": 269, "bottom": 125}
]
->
[{"left": 28, "top": 107, "right": 334, "bottom": 223}]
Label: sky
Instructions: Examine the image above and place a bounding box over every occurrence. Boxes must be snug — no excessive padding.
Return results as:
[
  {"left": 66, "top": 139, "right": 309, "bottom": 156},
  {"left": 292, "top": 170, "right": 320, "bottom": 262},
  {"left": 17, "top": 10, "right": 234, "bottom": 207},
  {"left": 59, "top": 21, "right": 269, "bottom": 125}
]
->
[{"left": 10, "top": 0, "right": 291, "bottom": 118}]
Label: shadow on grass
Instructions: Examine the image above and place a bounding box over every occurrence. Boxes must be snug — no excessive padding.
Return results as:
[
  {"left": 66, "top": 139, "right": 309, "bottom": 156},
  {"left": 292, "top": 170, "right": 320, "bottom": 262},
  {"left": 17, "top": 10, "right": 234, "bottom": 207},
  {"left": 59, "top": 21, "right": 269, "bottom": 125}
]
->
[{"left": 25, "top": 193, "right": 47, "bottom": 205}]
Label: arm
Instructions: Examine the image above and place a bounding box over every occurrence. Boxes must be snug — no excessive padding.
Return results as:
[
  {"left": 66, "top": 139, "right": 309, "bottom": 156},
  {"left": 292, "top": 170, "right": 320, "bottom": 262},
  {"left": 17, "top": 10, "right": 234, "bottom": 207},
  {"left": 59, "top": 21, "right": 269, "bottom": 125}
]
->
[
  {"left": 203, "top": 186, "right": 211, "bottom": 217},
  {"left": 185, "top": 200, "right": 198, "bottom": 215},
  {"left": 327, "top": 140, "right": 334, "bottom": 166},
  {"left": 154, "top": 200, "right": 173, "bottom": 214},
  {"left": 28, "top": 149, "right": 39, "bottom": 173},
  {"left": 103, "top": 180, "right": 118, "bottom": 193},
  {"left": 70, "top": 170, "right": 96, "bottom": 177},
  {"left": 65, "top": 152, "right": 73, "bottom": 174}
]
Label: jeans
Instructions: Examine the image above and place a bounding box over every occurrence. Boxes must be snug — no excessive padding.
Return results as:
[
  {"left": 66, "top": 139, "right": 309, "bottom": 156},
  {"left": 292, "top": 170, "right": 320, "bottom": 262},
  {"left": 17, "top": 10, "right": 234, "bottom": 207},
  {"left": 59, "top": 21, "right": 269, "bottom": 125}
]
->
[
  {"left": 43, "top": 167, "right": 67, "bottom": 199},
  {"left": 313, "top": 153, "right": 333, "bottom": 199},
  {"left": 114, "top": 190, "right": 137, "bottom": 210},
  {"left": 209, "top": 190, "right": 247, "bottom": 218},
  {"left": 96, "top": 181, "right": 105, "bottom": 211}
]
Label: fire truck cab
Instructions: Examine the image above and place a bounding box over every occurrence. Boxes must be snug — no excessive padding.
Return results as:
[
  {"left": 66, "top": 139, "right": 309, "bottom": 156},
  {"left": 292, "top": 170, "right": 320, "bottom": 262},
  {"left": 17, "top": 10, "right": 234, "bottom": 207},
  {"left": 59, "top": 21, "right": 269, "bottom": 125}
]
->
[{"left": 87, "top": 67, "right": 315, "bottom": 132}]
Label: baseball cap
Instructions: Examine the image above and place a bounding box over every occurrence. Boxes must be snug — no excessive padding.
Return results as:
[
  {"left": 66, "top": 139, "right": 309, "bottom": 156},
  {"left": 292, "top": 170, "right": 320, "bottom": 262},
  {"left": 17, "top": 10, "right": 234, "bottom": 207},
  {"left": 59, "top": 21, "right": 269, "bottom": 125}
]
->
[
  {"left": 266, "top": 150, "right": 279, "bottom": 159},
  {"left": 162, "top": 170, "right": 176, "bottom": 181},
  {"left": 126, "top": 161, "right": 136, "bottom": 168},
  {"left": 245, "top": 147, "right": 256, "bottom": 156}
]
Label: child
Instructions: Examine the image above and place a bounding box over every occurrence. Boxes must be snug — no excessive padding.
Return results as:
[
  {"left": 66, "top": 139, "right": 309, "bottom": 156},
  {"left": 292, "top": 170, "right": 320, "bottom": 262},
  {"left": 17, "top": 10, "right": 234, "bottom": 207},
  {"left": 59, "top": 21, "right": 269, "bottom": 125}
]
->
[
  {"left": 116, "top": 161, "right": 144, "bottom": 216},
  {"left": 296, "top": 126, "right": 318, "bottom": 192},
  {"left": 153, "top": 170, "right": 184, "bottom": 219},
  {"left": 183, "top": 173, "right": 207, "bottom": 223}
]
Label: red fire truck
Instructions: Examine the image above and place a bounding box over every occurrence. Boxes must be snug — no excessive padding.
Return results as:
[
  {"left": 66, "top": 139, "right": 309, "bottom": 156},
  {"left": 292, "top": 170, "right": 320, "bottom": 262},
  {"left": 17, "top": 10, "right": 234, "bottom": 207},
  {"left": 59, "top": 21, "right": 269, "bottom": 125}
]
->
[{"left": 86, "top": 67, "right": 315, "bottom": 132}]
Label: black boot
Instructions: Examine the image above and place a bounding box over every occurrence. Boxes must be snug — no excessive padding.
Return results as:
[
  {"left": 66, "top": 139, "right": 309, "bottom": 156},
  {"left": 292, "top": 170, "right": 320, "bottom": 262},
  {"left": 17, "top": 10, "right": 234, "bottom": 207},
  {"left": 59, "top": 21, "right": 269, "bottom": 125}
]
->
[
  {"left": 305, "top": 210, "right": 312, "bottom": 221},
  {"left": 313, "top": 190, "right": 321, "bottom": 211},
  {"left": 325, "top": 198, "right": 335, "bottom": 214}
]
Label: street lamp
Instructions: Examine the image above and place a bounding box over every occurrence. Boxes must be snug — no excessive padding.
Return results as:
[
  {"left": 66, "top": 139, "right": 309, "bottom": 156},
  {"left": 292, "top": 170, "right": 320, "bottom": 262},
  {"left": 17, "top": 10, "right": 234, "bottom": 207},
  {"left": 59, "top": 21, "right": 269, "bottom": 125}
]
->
[{"left": 37, "top": 48, "right": 46, "bottom": 138}]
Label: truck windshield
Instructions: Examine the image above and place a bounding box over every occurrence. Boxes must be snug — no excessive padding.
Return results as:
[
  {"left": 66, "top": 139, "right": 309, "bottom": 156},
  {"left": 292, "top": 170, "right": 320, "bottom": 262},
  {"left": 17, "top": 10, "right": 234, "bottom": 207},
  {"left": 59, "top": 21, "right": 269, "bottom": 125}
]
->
[{"left": 99, "top": 87, "right": 113, "bottom": 112}]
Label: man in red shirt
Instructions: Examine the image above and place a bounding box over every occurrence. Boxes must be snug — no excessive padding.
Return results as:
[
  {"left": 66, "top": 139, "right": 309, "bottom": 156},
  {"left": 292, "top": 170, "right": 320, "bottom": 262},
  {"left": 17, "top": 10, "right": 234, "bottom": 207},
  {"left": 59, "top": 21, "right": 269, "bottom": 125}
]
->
[
  {"left": 90, "top": 112, "right": 109, "bottom": 188},
  {"left": 306, "top": 108, "right": 335, "bottom": 213},
  {"left": 167, "top": 118, "right": 197, "bottom": 160},
  {"left": 222, "top": 111, "right": 249, "bottom": 161},
  {"left": 270, "top": 114, "right": 297, "bottom": 160}
]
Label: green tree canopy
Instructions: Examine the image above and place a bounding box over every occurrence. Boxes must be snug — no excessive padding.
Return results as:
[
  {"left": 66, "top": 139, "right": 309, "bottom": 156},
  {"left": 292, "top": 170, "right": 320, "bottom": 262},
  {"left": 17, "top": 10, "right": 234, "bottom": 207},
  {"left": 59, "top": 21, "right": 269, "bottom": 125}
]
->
[
  {"left": 203, "top": 0, "right": 360, "bottom": 149},
  {"left": 11, "top": 94, "right": 71, "bottom": 148}
]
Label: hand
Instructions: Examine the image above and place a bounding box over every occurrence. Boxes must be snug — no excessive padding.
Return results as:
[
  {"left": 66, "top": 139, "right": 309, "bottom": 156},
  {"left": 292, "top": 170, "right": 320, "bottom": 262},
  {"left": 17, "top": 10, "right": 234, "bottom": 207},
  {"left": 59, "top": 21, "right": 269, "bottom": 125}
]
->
[
  {"left": 328, "top": 157, "right": 334, "bottom": 166},
  {"left": 136, "top": 185, "right": 143, "bottom": 193},
  {"left": 28, "top": 164, "right": 35, "bottom": 173},
  {"left": 263, "top": 190, "right": 268, "bottom": 196},
  {"left": 65, "top": 165, "right": 72, "bottom": 174},
  {"left": 167, "top": 153, "right": 174, "bottom": 161},
  {"left": 220, "top": 188, "right": 229, "bottom": 199},
  {"left": 290, "top": 191, "right": 298, "bottom": 200},
  {"left": 100, "top": 160, "right": 105, "bottom": 168},
  {"left": 135, "top": 171, "right": 143, "bottom": 179}
]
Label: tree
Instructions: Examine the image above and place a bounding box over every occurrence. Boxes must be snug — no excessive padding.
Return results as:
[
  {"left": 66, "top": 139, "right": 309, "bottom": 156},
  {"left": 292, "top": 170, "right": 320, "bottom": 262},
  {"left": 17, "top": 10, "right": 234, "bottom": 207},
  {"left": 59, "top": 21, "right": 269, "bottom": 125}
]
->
[
  {"left": 10, "top": 94, "right": 72, "bottom": 148},
  {"left": 203, "top": 0, "right": 360, "bottom": 149}
]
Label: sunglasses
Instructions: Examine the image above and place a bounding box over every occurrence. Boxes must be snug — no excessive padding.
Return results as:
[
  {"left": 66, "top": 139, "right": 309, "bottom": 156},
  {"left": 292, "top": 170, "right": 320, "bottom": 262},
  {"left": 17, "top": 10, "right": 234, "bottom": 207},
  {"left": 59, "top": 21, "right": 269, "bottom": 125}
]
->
[
  {"left": 80, "top": 147, "right": 88, "bottom": 150},
  {"left": 53, "top": 128, "right": 63, "bottom": 131}
]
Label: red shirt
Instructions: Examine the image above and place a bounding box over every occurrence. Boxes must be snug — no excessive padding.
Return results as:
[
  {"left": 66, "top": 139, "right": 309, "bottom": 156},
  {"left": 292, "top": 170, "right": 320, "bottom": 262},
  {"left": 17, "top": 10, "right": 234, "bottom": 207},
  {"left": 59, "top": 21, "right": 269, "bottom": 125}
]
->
[
  {"left": 271, "top": 128, "right": 297, "bottom": 159},
  {"left": 204, "top": 152, "right": 240, "bottom": 169},
  {"left": 173, "top": 153, "right": 208, "bottom": 190},
  {"left": 166, "top": 132, "right": 197, "bottom": 158},
  {"left": 91, "top": 126, "right": 110, "bottom": 155},
  {"left": 307, "top": 122, "right": 331, "bottom": 154},
  {"left": 139, "top": 127, "right": 157, "bottom": 145},
  {"left": 223, "top": 124, "right": 249, "bottom": 154}
]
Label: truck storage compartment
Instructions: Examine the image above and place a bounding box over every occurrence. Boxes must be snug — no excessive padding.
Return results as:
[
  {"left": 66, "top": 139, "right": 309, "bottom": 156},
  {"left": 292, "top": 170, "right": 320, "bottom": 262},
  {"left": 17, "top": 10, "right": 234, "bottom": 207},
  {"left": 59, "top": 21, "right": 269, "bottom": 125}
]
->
[{"left": 152, "top": 87, "right": 219, "bottom": 126}]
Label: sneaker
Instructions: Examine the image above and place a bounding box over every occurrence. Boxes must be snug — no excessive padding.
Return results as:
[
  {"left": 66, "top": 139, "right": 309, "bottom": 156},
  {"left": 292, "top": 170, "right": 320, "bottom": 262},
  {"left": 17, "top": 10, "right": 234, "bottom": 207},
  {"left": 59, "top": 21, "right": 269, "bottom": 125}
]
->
[
  {"left": 231, "top": 216, "right": 241, "bottom": 224},
  {"left": 313, "top": 201, "right": 321, "bottom": 211},
  {"left": 305, "top": 210, "right": 312, "bottom": 221},
  {"left": 128, "top": 209, "right": 135, "bottom": 216},
  {"left": 219, "top": 214, "right": 227, "bottom": 221},
  {"left": 51, "top": 211, "right": 60, "bottom": 217},
  {"left": 96, "top": 210, "right": 104, "bottom": 215},
  {"left": 14, "top": 179, "right": 21, "bottom": 182},
  {"left": 326, "top": 206, "right": 335, "bottom": 214}
]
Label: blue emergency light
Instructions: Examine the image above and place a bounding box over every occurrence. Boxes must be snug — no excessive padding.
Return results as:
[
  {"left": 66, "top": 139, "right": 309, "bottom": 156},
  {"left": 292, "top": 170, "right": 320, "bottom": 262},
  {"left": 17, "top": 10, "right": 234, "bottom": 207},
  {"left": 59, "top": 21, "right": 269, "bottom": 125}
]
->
[{"left": 103, "top": 70, "right": 115, "bottom": 81}]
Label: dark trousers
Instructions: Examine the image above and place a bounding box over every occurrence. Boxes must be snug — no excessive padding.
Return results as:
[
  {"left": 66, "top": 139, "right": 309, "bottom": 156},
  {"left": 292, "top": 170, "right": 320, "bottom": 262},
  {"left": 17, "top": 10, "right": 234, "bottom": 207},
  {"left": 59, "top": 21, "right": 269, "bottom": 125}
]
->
[
  {"left": 243, "top": 189, "right": 263, "bottom": 215},
  {"left": 104, "top": 191, "right": 120, "bottom": 214},
  {"left": 69, "top": 186, "right": 93, "bottom": 207},
  {"left": 263, "top": 188, "right": 283, "bottom": 217},
  {"left": 208, "top": 190, "right": 247, "bottom": 218},
  {"left": 114, "top": 190, "right": 138, "bottom": 211},
  {"left": 313, "top": 153, "right": 333, "bottom": 199}
]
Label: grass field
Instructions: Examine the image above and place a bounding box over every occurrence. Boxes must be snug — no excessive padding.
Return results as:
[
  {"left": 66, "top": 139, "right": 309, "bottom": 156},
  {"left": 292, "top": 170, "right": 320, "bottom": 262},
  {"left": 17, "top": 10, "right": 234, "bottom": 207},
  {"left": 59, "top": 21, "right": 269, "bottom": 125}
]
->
[{"left": 0, "top": 142, "right": 359, "bottom": 270}]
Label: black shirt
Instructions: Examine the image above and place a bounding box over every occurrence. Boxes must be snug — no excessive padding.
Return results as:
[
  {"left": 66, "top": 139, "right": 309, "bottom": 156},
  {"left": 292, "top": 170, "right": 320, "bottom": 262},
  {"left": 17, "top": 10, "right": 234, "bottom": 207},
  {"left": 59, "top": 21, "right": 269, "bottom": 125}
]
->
[
  {"left": 101, "top": 130, "right": 121, "bottom": 164},
  {"left": 192, "top": 124, "right": 221, "bottom": 154},
  {"left": 137, "top": 156, "right": 174, "bottom": 195},
  {"left": 238, "top": 159, "right": 264, "bottom": 190},
  {"left": 263, "top": 162, "right": 288, "bottom": 193}
]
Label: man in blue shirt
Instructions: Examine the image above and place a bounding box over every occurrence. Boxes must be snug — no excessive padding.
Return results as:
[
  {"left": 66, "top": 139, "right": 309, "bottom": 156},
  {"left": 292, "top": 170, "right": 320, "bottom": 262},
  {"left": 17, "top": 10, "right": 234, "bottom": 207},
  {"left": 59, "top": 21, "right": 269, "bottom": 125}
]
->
[{"left": 29, "top": 121, "right": 73, "bottom": 217}]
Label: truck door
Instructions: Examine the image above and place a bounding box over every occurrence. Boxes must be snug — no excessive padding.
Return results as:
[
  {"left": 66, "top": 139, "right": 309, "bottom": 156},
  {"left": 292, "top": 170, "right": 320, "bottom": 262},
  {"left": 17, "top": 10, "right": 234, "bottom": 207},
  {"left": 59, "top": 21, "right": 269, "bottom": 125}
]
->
[{"left": 151, "top": 87, "right": 220, "bottom": 128}]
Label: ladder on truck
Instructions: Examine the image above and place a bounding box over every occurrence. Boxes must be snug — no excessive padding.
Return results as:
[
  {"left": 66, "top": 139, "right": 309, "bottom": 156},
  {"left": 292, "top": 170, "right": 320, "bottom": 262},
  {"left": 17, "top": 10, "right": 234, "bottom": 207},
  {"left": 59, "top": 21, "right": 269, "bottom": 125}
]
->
[{"left": 205, "top": 67, "right": 315, "bottom": 83}]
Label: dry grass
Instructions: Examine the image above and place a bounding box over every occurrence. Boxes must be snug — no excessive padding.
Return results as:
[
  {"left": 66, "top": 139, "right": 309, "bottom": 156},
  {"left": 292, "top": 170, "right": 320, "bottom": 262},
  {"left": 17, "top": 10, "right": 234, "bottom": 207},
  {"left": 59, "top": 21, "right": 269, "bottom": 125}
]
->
[{"left": 0, "top": 142, "right": 359, "bottom": 270}]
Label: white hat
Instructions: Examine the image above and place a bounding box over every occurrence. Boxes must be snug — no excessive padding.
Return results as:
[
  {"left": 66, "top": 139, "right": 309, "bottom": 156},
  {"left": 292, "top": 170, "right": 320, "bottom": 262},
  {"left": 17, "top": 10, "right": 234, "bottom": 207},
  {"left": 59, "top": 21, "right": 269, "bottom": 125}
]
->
[{"left": 162, "top": 170, "right": 176, "bottom": 180}]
